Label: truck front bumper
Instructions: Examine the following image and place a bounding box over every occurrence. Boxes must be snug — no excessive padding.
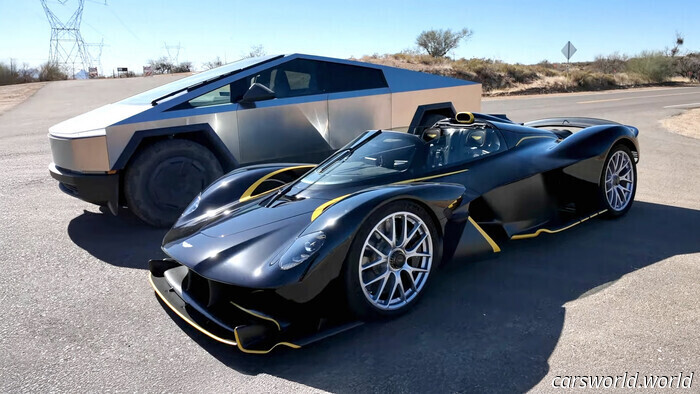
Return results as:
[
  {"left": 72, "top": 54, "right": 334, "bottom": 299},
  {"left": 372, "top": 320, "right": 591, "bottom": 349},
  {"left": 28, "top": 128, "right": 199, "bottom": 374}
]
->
[{"left": 49, "top": 163, "right": 120, "bottom": 214}]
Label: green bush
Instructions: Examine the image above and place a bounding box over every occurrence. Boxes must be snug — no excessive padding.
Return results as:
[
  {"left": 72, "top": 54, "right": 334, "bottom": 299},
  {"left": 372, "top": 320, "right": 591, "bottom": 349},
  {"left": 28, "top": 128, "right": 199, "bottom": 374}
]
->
[{"left": 626, "top": 51, "right": 673, "bottom": 83}]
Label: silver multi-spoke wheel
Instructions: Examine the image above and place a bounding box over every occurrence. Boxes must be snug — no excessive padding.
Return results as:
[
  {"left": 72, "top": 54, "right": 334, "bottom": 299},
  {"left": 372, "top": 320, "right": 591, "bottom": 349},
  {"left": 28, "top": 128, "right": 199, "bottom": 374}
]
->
[
  {"left": 358, "top": 211, "right": 433, "bottom": 311},
  {"left": 604, "top": 150, "right": 635, "bottom": 211}
]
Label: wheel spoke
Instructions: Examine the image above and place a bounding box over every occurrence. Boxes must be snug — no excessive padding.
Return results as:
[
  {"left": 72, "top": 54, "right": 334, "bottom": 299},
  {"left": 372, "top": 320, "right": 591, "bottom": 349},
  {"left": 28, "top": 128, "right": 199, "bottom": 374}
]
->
[
  {"left": 374, "top": 229, "right": 392, "bottom": 246},
  {"left": 374, "top": 275, "right": 389, "bottom": 302},
  {"left": 366, "top": 243, "right": 386, "bottom": 258},
  {"left": 406, "top": 232, "right": 428, "bottom": 253},
  {"left": 362, "top": 256, "right": 386, "bottom": 271},
  {"left": 364, "top": 272, "right": 387, "bottom": 287},
  {"left": 397, "top": 277, "right": 407, "bottom": 302},
  {"left": 402, "top": 215, "right": 408, "bottom": 247},
  {"left": 405, "top": 270, "right": 418, "bottom": 291},
  {"left": 402, "top": 222, "right": 420, "bottom": 248},
  {"left": 408, "top": 252, "right": 431, "bottom": 258},
  {"left": 389, "top": 273, "right": 400, "bottom": 302},
  {"left": 390, "top": 216, "right": 397, "bottom": 246}
]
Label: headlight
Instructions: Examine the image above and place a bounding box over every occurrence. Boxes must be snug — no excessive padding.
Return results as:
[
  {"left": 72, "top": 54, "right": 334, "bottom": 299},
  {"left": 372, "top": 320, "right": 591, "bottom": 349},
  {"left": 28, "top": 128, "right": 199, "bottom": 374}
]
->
[
  {"left": 279, "top": 231, "right": 326, "bottom": 270},
  {"left": 182, "top": 194, "right": 201, "bottom": 217}
]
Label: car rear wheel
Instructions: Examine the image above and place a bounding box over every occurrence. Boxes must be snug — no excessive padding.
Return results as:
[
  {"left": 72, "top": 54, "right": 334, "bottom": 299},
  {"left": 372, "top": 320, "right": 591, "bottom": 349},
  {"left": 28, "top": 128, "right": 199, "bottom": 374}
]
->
[
  {"left": 124, "top": 139, "right": 223, "bottom": 227},
  {"left": 600, "top": 145, "right": 636, "bottom": 218},
  {"left": 343, "top": 201, "right": 437, "bottom": 319}
]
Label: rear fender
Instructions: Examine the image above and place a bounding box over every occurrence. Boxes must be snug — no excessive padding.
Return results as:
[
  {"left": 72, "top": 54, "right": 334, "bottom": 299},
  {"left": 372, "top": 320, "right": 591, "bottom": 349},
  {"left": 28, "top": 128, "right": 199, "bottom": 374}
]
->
[{"left": 551, "top": 124, "right": 639, "bottom": 161}]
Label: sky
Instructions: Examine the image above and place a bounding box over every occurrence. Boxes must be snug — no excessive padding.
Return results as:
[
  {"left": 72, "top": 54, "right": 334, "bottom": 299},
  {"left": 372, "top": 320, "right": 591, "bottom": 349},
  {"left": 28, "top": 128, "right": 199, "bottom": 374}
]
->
[{"left": 0, "top": 0, "right": 698, "bottom": 75}]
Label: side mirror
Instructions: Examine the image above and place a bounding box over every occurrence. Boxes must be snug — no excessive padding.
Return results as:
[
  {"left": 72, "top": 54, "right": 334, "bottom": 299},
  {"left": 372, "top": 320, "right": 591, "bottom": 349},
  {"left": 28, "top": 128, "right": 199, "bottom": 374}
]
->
[{"left": 239, "top": 83, "right": 275, "bottom": 103}]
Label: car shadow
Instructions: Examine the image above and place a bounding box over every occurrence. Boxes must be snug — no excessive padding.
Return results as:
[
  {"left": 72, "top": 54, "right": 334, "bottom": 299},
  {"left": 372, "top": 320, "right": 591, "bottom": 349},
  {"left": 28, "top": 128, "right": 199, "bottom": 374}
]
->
[
  {"left": 67, "top": 207, "right": 167, "bottom": 270},
  {"left": 162, "top": 201, "right": 700, "bottom": 393}
]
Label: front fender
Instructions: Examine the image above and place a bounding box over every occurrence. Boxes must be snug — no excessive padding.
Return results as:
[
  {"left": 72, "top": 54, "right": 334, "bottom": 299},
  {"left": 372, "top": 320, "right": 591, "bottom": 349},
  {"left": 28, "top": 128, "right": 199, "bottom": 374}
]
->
[
  {"left": 164, "top": 163, "right": 314, "bottom": 245},
  {"left": 275, "top": 183, "right": 465, "bottom": 303}
]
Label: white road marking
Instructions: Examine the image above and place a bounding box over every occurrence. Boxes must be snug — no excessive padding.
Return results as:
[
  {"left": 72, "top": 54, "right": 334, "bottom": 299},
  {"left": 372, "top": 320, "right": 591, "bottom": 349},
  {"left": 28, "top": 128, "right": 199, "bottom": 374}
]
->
[
  {"left": 663, "top": 102, "right": 700, "bottom": 109},
  {"left": 578, "top": 91, "right": 700, "bottom": 104}
]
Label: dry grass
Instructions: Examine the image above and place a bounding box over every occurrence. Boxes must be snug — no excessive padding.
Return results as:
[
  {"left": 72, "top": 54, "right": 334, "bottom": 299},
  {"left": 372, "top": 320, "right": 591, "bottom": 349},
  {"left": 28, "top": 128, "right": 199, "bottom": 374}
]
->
[
  {"left": 661, "top": 108, "right": 700, "bottom": 139},
  {"left": 356, "top": 53, "right": 698, "bottom": 95},
  {"left": 0, "top": 82, "right": 46, "bottom": 115}
]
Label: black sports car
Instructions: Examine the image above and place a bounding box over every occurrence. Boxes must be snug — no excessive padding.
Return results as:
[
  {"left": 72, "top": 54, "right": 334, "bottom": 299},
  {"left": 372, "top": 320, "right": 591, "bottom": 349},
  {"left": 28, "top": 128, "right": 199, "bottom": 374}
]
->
[{"left": 149, "top": 112, "right": 639, "bottom": 353}]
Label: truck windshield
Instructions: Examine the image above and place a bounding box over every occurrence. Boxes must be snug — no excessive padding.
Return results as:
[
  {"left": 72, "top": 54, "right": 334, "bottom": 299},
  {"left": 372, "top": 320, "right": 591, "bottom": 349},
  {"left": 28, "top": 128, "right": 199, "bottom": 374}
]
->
[{"left": 118, "top": 55, "right": 279, "bottom": 105}]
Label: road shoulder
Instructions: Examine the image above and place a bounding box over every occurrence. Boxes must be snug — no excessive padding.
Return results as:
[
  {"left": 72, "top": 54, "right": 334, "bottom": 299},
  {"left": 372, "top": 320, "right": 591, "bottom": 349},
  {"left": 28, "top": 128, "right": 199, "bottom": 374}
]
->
[
  {"left": 661, "top": 108, "right": 700, "bottom": 139},
  {"left": 0, "top": 82, "right": 47, "bottom": 116}
]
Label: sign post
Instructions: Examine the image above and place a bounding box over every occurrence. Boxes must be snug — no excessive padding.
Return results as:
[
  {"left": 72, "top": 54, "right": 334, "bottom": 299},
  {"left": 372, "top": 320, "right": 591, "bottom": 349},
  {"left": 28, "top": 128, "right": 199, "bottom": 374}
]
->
[{"left": 561, "top": 41, "right": 577, "bottom": 73}]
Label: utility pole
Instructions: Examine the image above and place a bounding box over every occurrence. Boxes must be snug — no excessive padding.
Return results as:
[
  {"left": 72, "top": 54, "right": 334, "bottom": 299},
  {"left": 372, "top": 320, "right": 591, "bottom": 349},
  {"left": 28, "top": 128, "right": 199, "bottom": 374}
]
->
[{"left": 39, "top": 0, "right": 106, "bottom": 78}]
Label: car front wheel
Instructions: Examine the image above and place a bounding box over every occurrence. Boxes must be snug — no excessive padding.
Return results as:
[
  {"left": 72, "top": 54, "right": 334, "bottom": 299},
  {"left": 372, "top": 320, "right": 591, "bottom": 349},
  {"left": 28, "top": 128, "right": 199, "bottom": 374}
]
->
[{"left": 343, "top": 201, "right": 437, "bottom": 319}]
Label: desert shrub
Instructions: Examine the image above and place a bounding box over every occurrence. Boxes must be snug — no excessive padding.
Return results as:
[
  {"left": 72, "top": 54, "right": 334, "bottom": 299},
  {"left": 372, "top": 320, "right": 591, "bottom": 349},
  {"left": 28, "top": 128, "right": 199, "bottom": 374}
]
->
[
  {"left": 626, "top": 51, "right": 673, "bottom": 82},
  {"left": 172, "top": 61, "right": 192, "bottom": 73},
  {"left": 591, "top": 52, "right": 628, "bottom": 74},
  {"left": 674, "top": 52, "right": 700, "bottom": 81},
  {"left": 569, "top": 70, "right": 617, "bottom": 89},
  {"left": 504, "top": 64, "right": 539, "bottom": 84},
  {"left": 39, "top": 61, "right": 68, "bottom": 81},
  {"left": 149, "top": 57, "right": 174, "bottom": 74}
]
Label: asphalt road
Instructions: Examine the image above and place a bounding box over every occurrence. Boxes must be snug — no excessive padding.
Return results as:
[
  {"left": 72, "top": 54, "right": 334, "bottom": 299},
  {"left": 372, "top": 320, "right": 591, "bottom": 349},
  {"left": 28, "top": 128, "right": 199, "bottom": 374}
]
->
[{"left": 1, "top": 80, "right": 699, "bottom": 393}]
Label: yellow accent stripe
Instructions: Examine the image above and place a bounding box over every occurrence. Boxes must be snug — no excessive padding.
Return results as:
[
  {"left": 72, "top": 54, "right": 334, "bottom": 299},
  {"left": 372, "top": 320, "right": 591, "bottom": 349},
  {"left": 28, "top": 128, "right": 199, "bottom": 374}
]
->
[
  {"left": 149, "top": 274, "right": 238, "bottom": 346},
  {"left": 515, "top": 135, "right": 558, "bottom": 147},
  {"left": 311, "top": 194, "right": 350, "bottom": 222},
  {"left": 230, "top": 301, "right": 281, "bottom": 331},
  {"left": 468, "top": 216, "right": 501, "bottom": 253},
  {"left": 150, "top": 274, "right": 301, "bottom": 352},
  {"left": 310, "top": 168, "right": 470, "bottom": 223},
  {"left": 394, "top": 168, "right": 469, "bottom": 184},
  {"left": 233, "top": 327, "right": 300, "bottom": 354},
  {"left": 510, "top": 210, "right": 608, "bottom": 240},
  {"left": 239, "top": 165, "right": 316, "bottom": 202}
]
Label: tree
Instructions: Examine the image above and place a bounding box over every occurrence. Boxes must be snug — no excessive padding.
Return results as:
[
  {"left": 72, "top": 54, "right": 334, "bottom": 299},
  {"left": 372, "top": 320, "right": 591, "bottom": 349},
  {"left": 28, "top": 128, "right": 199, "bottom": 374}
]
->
[
  {"left": 244, "top": 45, "right": 266, "bottom": 58},
  {"left": 172, "top": 61, "right": 192, "bottom": 73},
  {"left": 203, "top": 56, "right": 223, "bottom": 70},
  {"left": 416, "top": 28, "right": 473, "bottom": 57},
  {"left": 670, "top": 32, "right": 684, "bottom": 57},
  {"left": 149, "top": 57, "right": 174, "bottom": 74}
]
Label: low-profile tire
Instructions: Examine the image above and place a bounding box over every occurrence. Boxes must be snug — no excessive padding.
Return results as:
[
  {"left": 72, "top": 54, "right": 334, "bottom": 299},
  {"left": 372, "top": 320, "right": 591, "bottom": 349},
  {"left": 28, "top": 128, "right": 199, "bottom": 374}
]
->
[
  {"left": 124, "top": 139, "right": 223, "bottom": 227},
  {"left": 600, "top": 144, "right": 637, "bottom": 218},
  {"left": 343, "top": 201, "right": 438, "bottom": 319}
]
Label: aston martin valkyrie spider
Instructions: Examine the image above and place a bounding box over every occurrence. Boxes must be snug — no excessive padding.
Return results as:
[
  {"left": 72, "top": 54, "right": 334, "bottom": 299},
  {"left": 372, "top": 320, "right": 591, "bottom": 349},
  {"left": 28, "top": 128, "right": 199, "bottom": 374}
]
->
[{"left": 149, "top": 112, "right": 639, "bottom": 353}]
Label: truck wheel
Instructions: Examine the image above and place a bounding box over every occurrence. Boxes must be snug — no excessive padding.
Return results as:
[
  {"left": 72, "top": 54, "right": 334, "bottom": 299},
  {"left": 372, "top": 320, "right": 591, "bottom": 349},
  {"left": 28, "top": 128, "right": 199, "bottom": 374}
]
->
[{"left": 124, "top": 139, "right": 223, "bottom": 227}]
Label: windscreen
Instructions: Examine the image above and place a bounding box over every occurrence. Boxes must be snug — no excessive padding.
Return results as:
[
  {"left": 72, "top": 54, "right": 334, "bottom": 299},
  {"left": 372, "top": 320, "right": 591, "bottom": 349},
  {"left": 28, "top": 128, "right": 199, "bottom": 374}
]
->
[
  {"left": 299, "top": 132, "right": 419, "bottom": 186},
  {"left": 118, "top": 55, "right": 279, "bottom": 105}
]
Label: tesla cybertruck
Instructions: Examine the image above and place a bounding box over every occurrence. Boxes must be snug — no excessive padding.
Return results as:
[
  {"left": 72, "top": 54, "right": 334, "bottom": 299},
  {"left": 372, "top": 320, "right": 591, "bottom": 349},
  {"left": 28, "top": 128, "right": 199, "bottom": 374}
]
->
[
  {"left": 148, "top": 112, "right": 639, "bottom": 353},
  {"left": 47, "top": 54, "right": 481, "bottom": 226}
]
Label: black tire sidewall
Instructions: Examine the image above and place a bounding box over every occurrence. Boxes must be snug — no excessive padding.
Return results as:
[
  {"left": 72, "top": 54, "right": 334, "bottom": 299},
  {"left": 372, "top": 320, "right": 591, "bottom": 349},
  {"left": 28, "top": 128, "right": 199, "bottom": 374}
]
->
[
  {"left": 124, "top": 139, "right": 223, "bottom": 227},
  {"left": 600, "top": 144, "right": 637, "bottom": 218},
  {"left": 343, "top": 200, "right": 439, "bottom": 320}
]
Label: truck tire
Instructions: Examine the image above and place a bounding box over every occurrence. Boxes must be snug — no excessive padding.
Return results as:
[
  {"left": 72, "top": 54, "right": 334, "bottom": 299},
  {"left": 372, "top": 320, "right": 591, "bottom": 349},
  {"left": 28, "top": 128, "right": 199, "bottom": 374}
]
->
[{"left": 124, "top": 139, "right": 223, "bottom": 227}]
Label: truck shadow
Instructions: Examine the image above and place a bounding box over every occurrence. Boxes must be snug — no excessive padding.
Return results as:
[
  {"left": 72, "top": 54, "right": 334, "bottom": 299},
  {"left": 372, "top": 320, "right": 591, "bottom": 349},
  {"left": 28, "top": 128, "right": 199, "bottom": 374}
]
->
[
  {"left": 66, "top": 207, "right": 167, "bottom": 270},
  {"left": 162, "top": 201, "right": 700, "bottom": 393}
]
